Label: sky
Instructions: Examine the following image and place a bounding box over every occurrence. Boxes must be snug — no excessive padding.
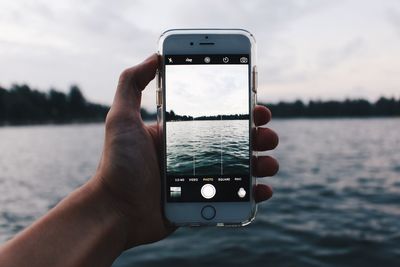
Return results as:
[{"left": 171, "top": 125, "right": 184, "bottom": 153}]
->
[
  {"left": 1, "top": 0, "right": 400, "bottom": 112},
  {"left": 166, "top": 65, "right": 248, "bottom": 117}
]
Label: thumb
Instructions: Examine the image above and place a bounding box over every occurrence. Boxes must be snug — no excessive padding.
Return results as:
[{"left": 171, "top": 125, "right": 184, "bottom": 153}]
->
[{"left": 113, "top": 53, "right": 158, "bottom": 112}]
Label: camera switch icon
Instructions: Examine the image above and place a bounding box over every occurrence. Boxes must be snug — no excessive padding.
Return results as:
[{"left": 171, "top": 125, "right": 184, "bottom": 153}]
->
[{"left": 238, "top": 187, "right": 246, "bottom": 198}]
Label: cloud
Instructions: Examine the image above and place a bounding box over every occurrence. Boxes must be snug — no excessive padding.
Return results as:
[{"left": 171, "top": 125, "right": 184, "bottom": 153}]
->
[
  {"left": 0, "top": 0, "right": 156, "bottom": 104},
  {"left": 386, "top": 8, "right": 400, "bottom": 36},
  {"left": 317, "top": 38, "right": 365, "bottom": 69},
  {"left": 1, "top": 0, "right": 399, "bottom": 110}
]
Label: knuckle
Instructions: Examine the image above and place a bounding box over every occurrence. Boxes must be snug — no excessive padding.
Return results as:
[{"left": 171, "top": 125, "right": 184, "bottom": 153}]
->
[
  {"left": 105, "top": 109, "right": 139, "bottom": 132},
  {"left": 119, "top": 67, "right": 139, "bottom": 88},
  {"left": 119, "top": 68, "right": 134, "bottom": 84}
]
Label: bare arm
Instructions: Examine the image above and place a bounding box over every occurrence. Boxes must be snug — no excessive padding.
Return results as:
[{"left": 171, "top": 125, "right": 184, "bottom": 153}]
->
[{"left": 0, "top": 180, "right": 126, "bottom": 267}]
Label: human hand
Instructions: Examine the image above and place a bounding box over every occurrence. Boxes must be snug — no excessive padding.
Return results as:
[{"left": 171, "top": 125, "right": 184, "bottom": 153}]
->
[
  {"left": 0, "top": 54, "right": 278, "bottom": 267},
  {"left": 92, "top": 54, "right": 279, "bottom": 249}
]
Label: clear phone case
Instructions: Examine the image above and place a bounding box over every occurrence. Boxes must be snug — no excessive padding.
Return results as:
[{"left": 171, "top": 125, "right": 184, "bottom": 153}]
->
[{"left": 156, "top": 29, "right": 258, "bottom": 226}]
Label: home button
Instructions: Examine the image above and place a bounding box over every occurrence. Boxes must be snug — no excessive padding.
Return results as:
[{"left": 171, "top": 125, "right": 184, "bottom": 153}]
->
[{"left": 201, "top": 205, "right": 216, "bottom": 220}]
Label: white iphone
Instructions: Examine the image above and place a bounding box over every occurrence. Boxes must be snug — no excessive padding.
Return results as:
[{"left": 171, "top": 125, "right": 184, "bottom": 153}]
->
[{"left": 157, "top": 29, "right": 258, "bottom": 226}]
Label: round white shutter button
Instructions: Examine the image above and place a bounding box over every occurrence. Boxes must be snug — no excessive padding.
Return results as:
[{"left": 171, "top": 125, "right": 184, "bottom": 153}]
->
[{"left": 201, "top": 184, "right": 216, "bottom": 199}]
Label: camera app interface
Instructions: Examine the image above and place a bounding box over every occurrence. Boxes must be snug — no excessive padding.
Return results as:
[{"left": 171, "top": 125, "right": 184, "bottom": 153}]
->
[{"left": 165, "top": 54, "right": 250, "bottom": 202}]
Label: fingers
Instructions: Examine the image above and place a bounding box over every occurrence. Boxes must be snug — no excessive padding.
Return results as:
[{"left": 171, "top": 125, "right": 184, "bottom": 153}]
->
[
  {"left": 253, "top": 105, "right": 271, "bottom": 126},
  {"left": 252, "top": 156, "right": 279, "bottom": 177},
  {"left": 252, "top": 105, "right": 278, "bottom": 152},
  {"left": 254, "top": 184, "right": 273, "bottom": 203},
  {"left": 252, "top": 127, "right": 279, "bottom": 151},
  {"left": 113, "top": 54, "right": 158, "bottom": 111}
]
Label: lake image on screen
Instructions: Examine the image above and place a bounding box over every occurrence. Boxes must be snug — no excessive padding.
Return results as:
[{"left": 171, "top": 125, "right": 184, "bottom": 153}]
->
[
  {"left": 164, "top": 63, "right": 251, "bottom": 176},
  {"left": 166, "top": 120, "right": 249, "bottom": 176}
]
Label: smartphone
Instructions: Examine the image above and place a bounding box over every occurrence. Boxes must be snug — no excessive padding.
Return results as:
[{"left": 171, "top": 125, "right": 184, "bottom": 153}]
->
[{"left": 157, "top": 29, "right": 257, "bottom": 226}]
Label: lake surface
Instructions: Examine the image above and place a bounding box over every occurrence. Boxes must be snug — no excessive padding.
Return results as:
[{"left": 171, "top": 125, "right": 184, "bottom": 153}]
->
[
  {"left": 1, "top": 119, "right": 400, "bottom": 266},
  {"left": 167, "top": 120, "right": 249, "bottom": 175}
]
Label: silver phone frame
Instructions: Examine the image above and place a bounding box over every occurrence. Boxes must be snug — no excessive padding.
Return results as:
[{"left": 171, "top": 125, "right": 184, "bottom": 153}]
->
[{"left": 157, "top": 29, "right": 258, "bottom": 226}]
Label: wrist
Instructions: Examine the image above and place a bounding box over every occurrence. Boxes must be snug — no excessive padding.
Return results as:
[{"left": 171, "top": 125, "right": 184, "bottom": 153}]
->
[
  {"left": 81, "top": 176, "right": 130, "bottom": 249},
  {"left": 89, "top": 171, "right": 174, "bottom": 248}
]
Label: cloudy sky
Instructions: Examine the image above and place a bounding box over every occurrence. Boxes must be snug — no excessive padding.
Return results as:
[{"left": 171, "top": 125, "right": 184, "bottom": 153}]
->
[
  {"left": 1, "top": 0, "right": 400, "bottom": 111},
  {"left": 166, "top": 65, "right": 248, "bottom": 117}
]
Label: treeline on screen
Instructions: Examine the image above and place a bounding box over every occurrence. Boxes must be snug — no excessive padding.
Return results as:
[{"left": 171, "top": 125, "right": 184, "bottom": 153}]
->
[
  {"left": 166, "top": 110, "right": 249, "bottom": 121},
  {"left": 0, "top": 84, "right": 153, "bottom": 125}
]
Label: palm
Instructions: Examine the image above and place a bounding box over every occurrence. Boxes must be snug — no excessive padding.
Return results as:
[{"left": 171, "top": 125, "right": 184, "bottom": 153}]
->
[{"left": 98, "top": 117, "right": 174, "bottom": 247}]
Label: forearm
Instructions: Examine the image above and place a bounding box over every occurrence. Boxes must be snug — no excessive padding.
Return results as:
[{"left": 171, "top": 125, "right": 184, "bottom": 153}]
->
[{"left": 0, "top": 178, "right": 127, "bottom": 267}]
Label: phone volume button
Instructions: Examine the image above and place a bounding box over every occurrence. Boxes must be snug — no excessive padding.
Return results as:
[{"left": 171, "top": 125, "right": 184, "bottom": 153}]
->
[
  {"left": 156, "top": 69, "right": 162, "bottom": 106},
  {"left": 156, "top": 89, "right": 162, "bottom": 106},
  {"left": 156, "top": 70, "right": 162, "bottom": 89},
  {"left": 252, "top": 66, "right": 258, "bottom": 93}
]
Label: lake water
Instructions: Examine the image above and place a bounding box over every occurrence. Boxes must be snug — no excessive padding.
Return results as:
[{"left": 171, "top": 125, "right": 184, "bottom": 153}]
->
[
  {"left": 1, "top": 118, "right": 400, "bottom": 266},
  {"left": 167, "top": 120, "right": 249, "bottom": 175}
]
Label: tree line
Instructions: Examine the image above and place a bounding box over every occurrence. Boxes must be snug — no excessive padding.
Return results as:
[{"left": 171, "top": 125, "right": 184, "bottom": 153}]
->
[
  {"left": 1, "top": 84, "right": 399, "bottom": 125},
  {"left": 0, "top": 84, "right": 153, "bottom": 125},
  {"left": 263, "top": 97, "right": 400, "bottom": 118}
]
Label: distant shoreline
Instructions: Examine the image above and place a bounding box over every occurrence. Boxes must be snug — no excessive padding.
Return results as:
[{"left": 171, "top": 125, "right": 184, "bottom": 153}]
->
[
  {"left": 0, "top": 84, "right": 154, "bottom": 126},
  {"left": 2, "top": 116, "right": 400, "bottom": 128},
  {"left": 1, "top": 84, "right": 399, "bottom": 126},
  {"left": 263, "top": 98, "right": 400, "bottom": 118},
  {"left": 0, "top": 120, "right": 105, "bottom": 127}
]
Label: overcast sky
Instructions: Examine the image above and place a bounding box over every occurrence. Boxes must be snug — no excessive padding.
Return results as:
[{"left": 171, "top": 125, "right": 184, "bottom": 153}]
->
[
  {"left": 166, "top": 65, "right": 248, "bottom": 117},
  {"left": 1, "top": 0, "right": 400, "bottom": 111}
]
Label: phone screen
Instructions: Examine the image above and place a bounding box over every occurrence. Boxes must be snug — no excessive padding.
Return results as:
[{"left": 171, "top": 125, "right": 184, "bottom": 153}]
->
[{"left": 164, "top": 54, "right": 250, "bottom": 202}]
